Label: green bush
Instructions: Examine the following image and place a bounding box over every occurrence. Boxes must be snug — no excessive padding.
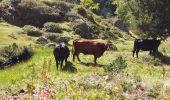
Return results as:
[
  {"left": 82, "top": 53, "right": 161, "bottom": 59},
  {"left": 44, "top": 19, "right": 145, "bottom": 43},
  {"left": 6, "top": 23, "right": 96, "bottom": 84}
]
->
[
  {"left": 50, "top": 1, "right": 72, "bottom": 13},
  {"left": 110, "top": 44, "right": 118, "bottom": 51},
  {"left": 101, "top": 31, "right": 120, "bottom": 40},
  {"left": 43, "top": 22, "right": 62, "bottom": 33},
  {"left": 104, "top": 56, "right": 127, "bottom": 73},
  {"left": 77, "top": 7, "right": 87, "bottom": 16},
  {"left": 45, "top": 33, "right": 70, "bottom": 43},
  {"left": 23, "top": 25, "right": 43, "bottom": 37},
  {"left": 0, "top": 43, "right": 34, "bottom": 68},
  {"left": 148, "top": 88, "right": 160, "bottom": 98},
  {"left": 89, "top": 25, "right": 100, "bottom": 35},
  {"left": 140, "top": 56, "right": 161, "bottom": 66},
  {"left": 121, "top": 82, "right": 133, "bottom": 92}
]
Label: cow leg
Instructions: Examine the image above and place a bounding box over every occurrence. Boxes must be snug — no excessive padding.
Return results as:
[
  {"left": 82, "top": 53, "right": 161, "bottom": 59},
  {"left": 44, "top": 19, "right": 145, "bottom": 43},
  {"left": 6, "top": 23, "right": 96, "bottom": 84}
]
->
[
  {"left": 60, "top": 60, "right": 64, "bottom": 70},
  {"left": 150, "top": 50, "right": 154, "bottom": 56},
  {"left": 152, "top": 50, "right": 156, "bottom": 57},
  {"left": 65, "top": 58, "right": 67, "bottom": 65},
  {"left": 149, "top": 50, "right": 152, "bottom": 55},
  {"left": 73, "top": 52, "right": 76, "bottom": 62},
  {"left": 77, "top": 53, "right": 81, "bottom": 62},
  {"left": 136, "top": 49, "right": 139, "bottom": 58},
  {"left": 56, "top": 60, "right": 59, "bottom": 70},
  {"left": 94, "top": 56, "right": 97, "bottom": 65}
]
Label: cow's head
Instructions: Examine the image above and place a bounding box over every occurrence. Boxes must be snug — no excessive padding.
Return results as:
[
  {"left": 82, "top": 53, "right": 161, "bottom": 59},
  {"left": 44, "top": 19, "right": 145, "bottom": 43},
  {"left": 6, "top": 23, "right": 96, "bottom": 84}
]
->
[{"left": 104, "top": 43, "right": 112, "bottom": 50}]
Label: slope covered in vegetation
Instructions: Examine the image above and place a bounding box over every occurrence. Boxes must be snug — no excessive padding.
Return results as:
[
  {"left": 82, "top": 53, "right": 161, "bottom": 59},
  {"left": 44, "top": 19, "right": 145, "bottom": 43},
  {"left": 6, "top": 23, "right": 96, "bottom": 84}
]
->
[{"left": 0, "top": 0, "right": 170, "bottom": 99}]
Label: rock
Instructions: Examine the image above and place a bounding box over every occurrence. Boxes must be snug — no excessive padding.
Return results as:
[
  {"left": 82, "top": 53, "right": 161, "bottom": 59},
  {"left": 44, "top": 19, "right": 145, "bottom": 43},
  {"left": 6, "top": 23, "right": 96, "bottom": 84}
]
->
[
  {"left": 114, "top": 19, "right": 129, "bottom": 33},
  {"left": 73, "top": 21, "right": 94, "bottom": 39},
  {"left": 36, "top": 36, "right": 51, "bottom": 44}
]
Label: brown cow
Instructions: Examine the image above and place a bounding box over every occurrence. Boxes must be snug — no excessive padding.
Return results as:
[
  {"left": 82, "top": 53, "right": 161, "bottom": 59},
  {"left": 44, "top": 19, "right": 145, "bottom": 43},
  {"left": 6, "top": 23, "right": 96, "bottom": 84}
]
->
[{"left": 73, "top": 39, "right": 110, "bottom": 65}]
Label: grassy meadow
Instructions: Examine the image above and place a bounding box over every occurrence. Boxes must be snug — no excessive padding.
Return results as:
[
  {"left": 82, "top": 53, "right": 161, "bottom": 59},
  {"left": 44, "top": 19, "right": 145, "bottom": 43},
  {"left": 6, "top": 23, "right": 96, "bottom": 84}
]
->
[{"left": 0, "top": 22, "right": 170, "bottom": 99}]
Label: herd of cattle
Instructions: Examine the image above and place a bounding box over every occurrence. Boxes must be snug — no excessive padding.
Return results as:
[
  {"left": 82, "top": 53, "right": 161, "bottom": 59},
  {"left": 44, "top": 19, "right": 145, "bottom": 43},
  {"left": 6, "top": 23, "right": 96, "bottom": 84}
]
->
[{"left": 53, "top": 39, "right": 161, "bottom": 70}]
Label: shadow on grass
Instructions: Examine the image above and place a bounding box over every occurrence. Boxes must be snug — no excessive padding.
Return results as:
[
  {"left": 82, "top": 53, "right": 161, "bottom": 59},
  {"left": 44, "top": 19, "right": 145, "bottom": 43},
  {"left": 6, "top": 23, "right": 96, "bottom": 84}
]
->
[
  {"left": 63, "top": 61, "right": 77, "bottom": 73},
  {"left": 156, "top": 52, "right": 170, "bottom": 65},
  {"left": 80, "top": 62, "right": 106, "bottom": 67}
]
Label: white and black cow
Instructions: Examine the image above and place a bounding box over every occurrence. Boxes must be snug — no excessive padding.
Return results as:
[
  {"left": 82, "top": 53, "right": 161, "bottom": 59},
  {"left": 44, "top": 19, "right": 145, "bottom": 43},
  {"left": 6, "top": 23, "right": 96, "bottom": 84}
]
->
[{"left": 53, "top": 42, "right": 70, "bottom": 70}]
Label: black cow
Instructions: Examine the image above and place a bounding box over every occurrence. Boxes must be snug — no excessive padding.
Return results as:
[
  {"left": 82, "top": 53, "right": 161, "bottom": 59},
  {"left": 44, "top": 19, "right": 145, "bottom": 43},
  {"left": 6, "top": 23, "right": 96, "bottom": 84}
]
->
[
  {"left": 133, "top": 39, "right": 161, "bottom": 58},
  {"left": 53, "top": 42, "right": 70, "bottom": 70}
]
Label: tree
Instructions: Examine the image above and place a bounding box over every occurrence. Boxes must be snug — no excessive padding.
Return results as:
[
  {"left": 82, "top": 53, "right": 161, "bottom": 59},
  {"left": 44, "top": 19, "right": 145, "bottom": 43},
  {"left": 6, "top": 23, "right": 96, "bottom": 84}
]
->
[{"left": 116, "top": 0, "right": 170, "bottom": 39}]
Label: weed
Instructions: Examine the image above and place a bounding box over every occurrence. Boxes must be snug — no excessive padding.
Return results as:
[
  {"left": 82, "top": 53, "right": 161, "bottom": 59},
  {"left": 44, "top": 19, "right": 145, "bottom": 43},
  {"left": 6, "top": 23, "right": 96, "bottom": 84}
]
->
[{"left": 104, "top": 56, "right": 127, "bottom": 73}]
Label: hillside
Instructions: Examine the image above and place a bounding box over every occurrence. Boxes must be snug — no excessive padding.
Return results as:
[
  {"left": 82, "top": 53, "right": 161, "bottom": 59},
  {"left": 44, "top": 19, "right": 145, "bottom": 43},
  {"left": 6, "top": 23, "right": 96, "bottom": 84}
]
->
[{"left": 0, "top": 0, "right": 170, "bottom": 99}]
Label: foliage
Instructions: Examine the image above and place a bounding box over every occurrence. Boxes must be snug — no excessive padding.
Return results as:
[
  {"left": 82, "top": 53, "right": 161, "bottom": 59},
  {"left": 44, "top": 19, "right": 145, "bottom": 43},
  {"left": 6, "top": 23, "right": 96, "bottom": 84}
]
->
[
  {"left": 49, "top": 1, "right": 72, "bottom": 13},
  {"left": 0, "top": 0, "right": 63, "bottom": 27},
  {"left": 148, "top": 88, "right": 160, "bottom": 98},
  {"left": 116, "top": 0, "right": 170, "bottom": 39},
  {"left": 45, "top": 33, "right": 70, "bottom": 43},
  {"left": 0, "top": 43, "right": 34, "bottom": 68},
  {"left": 101, "top": 31, "right": 120, "bottom": 40},
  {"left": 23, "top": 25, "right": 43, "bottom": 37},
  {"left": 80, "top": 0, "right": 100, "bottom": 11},
  {"left": 138, "top": 55, "right": 161, "bottom": 66},
  {"left": 43, "top": 22, "right": 62, "bottom": 33},
  {"left": 110, "top": 44, "right": 118, "bottom": 51},
  {"left": 104, "top": 56, "right": 127, "bottom": 72}
]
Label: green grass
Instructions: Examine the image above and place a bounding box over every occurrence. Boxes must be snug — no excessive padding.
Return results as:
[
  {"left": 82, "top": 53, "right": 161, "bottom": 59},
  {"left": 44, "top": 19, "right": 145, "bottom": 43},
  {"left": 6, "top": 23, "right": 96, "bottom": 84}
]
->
[{"left": 0, "top": 22, "right": 36, "bottom": 48}]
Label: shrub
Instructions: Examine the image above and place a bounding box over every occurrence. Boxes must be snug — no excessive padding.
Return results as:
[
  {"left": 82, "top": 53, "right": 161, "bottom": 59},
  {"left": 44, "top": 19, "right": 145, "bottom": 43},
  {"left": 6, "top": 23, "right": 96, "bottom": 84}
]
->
[
  {"left": 0, "top": 43, "right": 34, "bottom": 68},
  {"left": 110, "top": 44, "right": 118, "bottom": 51},
  {"left": 101, "top": 31, "right": 120, "bottom": 40},
  {"left": 77, "top": 7, "right": 87, "bottom": 17},
  {"left": 23, "top": 25, "right": 42, "bottom": 37},
  {"left": 104, "top": 56, "right": 127, "bottom": 73},
  {"left": 88, "top": 25, "right": 100, "bottom": 35},
  {"left": 140, "top": 55, "right": 161, "bottom": 66},
  {"left": 0, "top": 0, "right": 63, "bottom": 27},
  {"left": 50, "top": 1, "right": 72, "bottom": 13},
  {"left": 45, "top": 33, "right": 70, "bottom": 43},
  {"left": 121, "top": 82, "right": 133, "bottom": 92},
  {"left": 148, "top": 88, "right": 160, "bottom": 98},
  {"left": 42, "top": 22, "right": 62, "bottom": 33}
]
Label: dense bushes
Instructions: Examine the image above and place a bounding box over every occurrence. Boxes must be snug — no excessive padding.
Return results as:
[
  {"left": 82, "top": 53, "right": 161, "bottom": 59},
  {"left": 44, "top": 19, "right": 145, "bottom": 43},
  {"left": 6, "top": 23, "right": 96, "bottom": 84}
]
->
[
  {"left": 45, "top": 33, "right": 70, "bottom": 44},
  {"left": 48, "top": 1, "right": 72, "bottom": 13},
  {"left": 23, "top": 25, "right": 43, "bottom": 36},
  {"left": 0, "top": 43, "right": 34, "bottom": 68},
  {"left": 42, "top": 22, "right": 62, "bottom": 33},
  {"left": 0, "top": 0, "right": 63, "bottom": 27}
]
